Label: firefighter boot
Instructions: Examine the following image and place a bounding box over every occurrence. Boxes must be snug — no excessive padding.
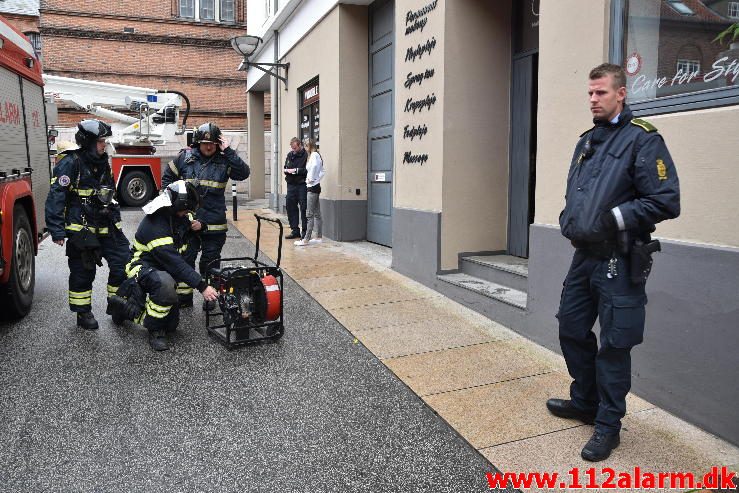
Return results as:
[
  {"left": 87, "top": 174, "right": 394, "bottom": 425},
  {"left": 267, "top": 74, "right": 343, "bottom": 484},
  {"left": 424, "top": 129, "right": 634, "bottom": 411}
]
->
[
  {"left": 106, "top": 297, "right": 126, "bottom": 325},
  {"left": 77, "top": 312, "right": 99, "bottom": 331},
  {"left": 148, "top": 329, "right": 169, "bottom": 352}
]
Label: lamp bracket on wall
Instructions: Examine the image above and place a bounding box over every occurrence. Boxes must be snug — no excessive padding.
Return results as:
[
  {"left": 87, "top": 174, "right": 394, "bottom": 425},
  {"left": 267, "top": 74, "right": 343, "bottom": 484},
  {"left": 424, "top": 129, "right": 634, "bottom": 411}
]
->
[
  {"left": 237, "top": 60, "right": 290, "bottom": 84},
  {"left": 231, "top": 35, "right": 289, "bottom": 87}
]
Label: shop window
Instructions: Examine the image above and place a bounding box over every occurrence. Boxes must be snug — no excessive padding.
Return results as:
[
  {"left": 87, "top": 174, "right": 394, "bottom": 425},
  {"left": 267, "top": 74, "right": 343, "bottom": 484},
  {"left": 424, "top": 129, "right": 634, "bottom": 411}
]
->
[
  {"left": 729, "top": 2, "right": 739, "bottom": 19},
  {"left": 178, "top": 0, "right": 235, "bottom": 22},
  {"left": 298, "top": 78, "right": 320, "bottom": 147},
  {"left": 611, "top": 0, "right": 739, "bottom": 115}
]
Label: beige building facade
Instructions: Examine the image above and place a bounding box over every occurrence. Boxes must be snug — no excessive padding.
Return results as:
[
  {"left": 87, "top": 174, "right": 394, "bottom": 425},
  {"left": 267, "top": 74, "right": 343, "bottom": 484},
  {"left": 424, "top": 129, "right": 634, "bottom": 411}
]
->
[{"left": 244, "top": 0, "right": 739, "bottom": 446}]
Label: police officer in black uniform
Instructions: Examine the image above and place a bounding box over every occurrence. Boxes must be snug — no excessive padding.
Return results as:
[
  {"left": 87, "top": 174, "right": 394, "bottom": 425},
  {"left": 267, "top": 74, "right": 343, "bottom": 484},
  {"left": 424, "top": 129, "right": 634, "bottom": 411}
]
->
[
  {"left": 161, "top": 122, "right": 249, "bottom": 310},
  {"left": 547, "top": 63, "right": 680, "bottom": 461},
  {"left": 109, "top": 180, "right": 218, "bottom": 351},
  {"left": 45, "top": 119, "right": 131, "bottom": 330}
]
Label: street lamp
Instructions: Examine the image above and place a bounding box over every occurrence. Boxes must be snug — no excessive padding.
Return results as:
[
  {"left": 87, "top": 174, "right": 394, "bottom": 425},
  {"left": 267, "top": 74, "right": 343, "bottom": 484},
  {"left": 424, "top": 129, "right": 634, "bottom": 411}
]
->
[{"left": 230, "top": 35, "right": 289, "bottom": 85}]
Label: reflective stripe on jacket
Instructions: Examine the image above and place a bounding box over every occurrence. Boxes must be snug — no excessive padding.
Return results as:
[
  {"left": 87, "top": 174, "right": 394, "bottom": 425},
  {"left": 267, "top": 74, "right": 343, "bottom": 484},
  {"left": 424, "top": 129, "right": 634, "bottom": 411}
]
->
[
  {"left": 44, "top": 150, "right": 122, "bottom": 241},
  {"left": 125, "top": 211, "right": 203, "bottom": 289}
]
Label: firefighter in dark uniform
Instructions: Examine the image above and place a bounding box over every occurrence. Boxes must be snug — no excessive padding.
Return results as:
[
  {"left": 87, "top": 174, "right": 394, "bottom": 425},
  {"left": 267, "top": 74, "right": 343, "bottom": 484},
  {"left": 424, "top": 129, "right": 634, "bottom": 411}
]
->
[
  {"left": 547, "top": 64, "right": 680, "bottom": 461},
  {"left": 109, "top": 181, "right": 218, "bottom": 351},
  {"left": 45, "top": 119, "right": 131, "bottom": 330},
  {"left": 161, "top": 122, "right": 249, "bottom": 310}
]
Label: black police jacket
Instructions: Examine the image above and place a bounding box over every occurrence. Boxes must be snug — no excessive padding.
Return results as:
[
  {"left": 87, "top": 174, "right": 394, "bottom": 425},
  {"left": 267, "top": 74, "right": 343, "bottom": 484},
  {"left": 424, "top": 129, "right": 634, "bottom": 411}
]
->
[
  {"left": 284, "top": 148, "right": 308, "bottom": 186},
  {"left": 125, "top": 210, "right": 205, "bottom": 291},
  {"left": 559, "top": 106, "right": 680, "bottom": 243},
  {"left": 162, "top": 146, "right": 250, "bottom": 234},
  {"left": 45, "top": 149, "right": 123, "bottom": 242}
]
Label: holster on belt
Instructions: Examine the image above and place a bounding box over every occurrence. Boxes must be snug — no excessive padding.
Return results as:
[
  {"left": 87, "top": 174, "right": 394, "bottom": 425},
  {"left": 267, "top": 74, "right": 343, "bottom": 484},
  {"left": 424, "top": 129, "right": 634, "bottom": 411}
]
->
[{"left": 629, "top": 239, "right": 661, "bottom": 284}]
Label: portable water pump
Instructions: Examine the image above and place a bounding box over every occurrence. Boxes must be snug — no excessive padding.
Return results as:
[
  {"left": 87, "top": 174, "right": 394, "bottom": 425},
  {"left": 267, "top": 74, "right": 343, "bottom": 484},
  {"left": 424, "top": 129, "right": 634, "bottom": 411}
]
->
[{"left": 205, "top": 214, "right": 285, "bottom": 348}]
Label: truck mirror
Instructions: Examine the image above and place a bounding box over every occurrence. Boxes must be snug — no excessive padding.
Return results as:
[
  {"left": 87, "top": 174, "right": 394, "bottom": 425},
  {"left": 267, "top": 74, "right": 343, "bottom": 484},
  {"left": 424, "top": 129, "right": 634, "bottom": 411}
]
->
[{"left": 164, "top": 106, "right": 177, "bottom": 123}]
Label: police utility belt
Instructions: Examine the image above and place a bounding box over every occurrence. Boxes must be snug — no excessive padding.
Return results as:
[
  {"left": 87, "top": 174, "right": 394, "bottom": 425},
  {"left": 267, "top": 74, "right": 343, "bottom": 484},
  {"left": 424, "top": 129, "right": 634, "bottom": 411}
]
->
[
  {"left": 572, "top": 237, "right": 662, "bottom": 284},
  {"left": 571, "top": 239, "right": 617, "bottom": 259}
]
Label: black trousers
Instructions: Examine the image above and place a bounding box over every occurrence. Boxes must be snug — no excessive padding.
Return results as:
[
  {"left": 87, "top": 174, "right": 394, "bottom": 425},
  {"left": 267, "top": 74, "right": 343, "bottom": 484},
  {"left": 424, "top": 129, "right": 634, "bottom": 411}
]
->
[
  {"left": 183, "top": 232, "right": 227, "bottom": 279},
  {"left": 557, "top": 250, "right": 647, "bottom": 435},
  {"left": 286, "top": 183, "right": 307, "bottom": 235},
  {"left": 66, "top": 231, "right": 130, "bottom": 313},
  {"left": 136, "top": 269, "right": 179, "bottom": 333}
]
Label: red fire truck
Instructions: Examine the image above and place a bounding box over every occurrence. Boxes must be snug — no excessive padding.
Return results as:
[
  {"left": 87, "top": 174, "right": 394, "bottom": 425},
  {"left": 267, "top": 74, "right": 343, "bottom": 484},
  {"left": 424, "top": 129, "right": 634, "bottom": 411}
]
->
[{"left": 0, "top": 15, "right": 53, "bottom": 318}]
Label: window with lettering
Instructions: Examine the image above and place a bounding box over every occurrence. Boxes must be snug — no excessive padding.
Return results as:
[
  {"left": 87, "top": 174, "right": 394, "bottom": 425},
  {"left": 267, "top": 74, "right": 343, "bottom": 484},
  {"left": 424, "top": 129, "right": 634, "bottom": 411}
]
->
[
  {"left": 298, "top": 79, "right": 319, "bottom": 147},
  {"left": 616, "top": 0, "right": 738, "bottom": 113}
]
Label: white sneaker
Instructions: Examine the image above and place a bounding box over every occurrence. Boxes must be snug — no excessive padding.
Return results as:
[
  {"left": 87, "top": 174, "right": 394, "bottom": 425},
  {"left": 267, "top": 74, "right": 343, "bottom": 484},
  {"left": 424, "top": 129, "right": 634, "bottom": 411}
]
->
[
  {"left": 294, "top": 239, "right": 309, "bottom": 246},
  {"left": 309, "top": 238, "right": 323, "bottom": 244}
]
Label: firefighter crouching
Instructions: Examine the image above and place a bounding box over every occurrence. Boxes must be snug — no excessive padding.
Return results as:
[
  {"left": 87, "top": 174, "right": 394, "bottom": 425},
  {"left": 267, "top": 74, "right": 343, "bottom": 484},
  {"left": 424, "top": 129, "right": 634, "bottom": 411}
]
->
[
  {"left": 161, "top": 122, "right": 250, "bottom": 310},
  {"left": 45, "top": 119, "right": 131, "bottom": 330},
  {"left": 108, "top": 181, "right": 218, "bottom": 351}
]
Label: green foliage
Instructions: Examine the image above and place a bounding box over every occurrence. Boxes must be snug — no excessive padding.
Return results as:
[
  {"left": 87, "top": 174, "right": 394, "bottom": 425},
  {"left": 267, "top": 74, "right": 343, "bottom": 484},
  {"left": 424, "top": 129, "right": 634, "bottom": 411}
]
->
[{"left": 714, "top": 23, "right": 739, "bottom": 45}]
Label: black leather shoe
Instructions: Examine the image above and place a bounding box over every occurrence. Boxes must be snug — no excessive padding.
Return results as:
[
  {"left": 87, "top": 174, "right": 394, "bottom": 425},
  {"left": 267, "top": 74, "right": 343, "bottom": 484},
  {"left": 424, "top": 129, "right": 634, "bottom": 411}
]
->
[
  {"left": 581, "top": 431, "right": 620, "bottom": 461},
  {"left": 77, "top": 312, "right": 99, "bottom": 330},
  {"left": 285, "top": 231, "right": 301, "bottom": 239},
  {"left": 149, "top": 329, "right": 169, "bottom": 351},
  {"left": 202, "top": 299, "right": 216, "bottom": 312},
  {"left": 546, "top": 398, "right": 597, "bottom": 424}
]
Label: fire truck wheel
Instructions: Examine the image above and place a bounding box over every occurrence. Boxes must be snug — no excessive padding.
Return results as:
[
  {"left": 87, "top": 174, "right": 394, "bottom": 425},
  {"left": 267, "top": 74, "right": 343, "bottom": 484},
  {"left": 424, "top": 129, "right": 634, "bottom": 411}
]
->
[
  {"left": 1, "top": 205, "right": 35, "bottom": 319},
  {"left": 119, "top": 170, "right": 154, "bottom": 207}
]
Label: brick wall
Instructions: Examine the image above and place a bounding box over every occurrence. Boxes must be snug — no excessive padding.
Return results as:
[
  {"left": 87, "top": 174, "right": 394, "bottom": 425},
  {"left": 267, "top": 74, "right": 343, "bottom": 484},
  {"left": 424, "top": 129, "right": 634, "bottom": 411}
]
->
[
  {"left": 39, "top": 0, "right": 270, "bottom": 131},
  {"left": 42, "top": 0, "right": 245, "bottom": 24},
  {"left": 1, "top": 13, "right": 39, "bottom": 35}
]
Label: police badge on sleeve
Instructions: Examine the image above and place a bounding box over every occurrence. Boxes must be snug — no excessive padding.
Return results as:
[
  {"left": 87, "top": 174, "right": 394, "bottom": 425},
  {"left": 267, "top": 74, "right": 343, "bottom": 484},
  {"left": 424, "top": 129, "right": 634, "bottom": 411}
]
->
[{"left": 58, "top": 175, "right": 71, "bottom": 187}]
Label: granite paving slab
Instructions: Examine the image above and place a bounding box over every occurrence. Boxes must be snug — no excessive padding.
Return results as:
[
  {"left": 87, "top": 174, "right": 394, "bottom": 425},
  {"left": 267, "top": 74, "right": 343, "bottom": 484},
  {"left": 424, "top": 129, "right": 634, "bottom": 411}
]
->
[
  {"left": 298, "top": 272, "right": 397, "bottom": 293},
  {"left": 423, "top": 371, "right": 654, "bottom": 449},
  {"left": 384, "top": 340, "right": 560, "bottom": 396},
  {"left": 355, "top": 317, "right": 508, "bottom": 359},
  {"left": 332, "top": 298, "right": 474, "bottom": 332},
  {"left": 311, "top": 284, "right": 441, "bottom": 310}
]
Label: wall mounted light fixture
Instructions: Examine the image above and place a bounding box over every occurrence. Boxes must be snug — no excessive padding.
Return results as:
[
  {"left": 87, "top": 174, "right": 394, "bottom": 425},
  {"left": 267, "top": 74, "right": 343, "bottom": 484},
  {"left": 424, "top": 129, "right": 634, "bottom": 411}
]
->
[{"left": 230, "top": 35, "right": 289, "bottom": 84}]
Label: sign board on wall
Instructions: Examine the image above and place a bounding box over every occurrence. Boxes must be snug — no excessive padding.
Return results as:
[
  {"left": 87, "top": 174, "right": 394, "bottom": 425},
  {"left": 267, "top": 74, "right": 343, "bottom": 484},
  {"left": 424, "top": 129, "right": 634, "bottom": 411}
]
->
[{"left": 400, "top": 0, "right": 439, "bottom": 166}]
